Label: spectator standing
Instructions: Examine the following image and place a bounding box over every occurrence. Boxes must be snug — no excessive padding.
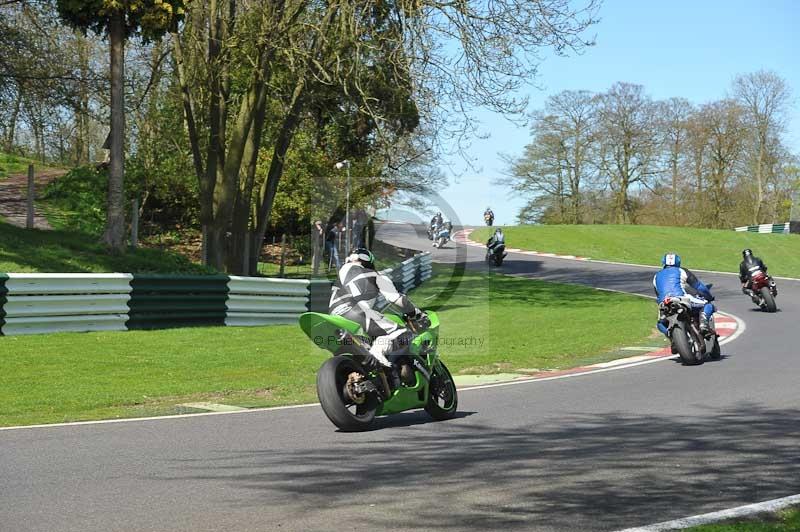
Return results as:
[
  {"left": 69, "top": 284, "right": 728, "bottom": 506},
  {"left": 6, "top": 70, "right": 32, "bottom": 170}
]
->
[{"left": 326, "top": 222, "right": 342, "bottom": 270}]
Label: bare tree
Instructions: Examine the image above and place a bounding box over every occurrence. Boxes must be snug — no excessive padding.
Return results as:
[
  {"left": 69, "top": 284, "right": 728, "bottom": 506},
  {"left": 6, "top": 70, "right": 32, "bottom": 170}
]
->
[
  {"left": 504, "top": 90, "right": 597, "bottom": 224},
  {"left": 733, "top": 70, "right": 792, "bottom": 224},
  {"left": 596, "top": 82, "right": 659, "bottom": 224},
  {"left": 699, "top": 99, "right": 746, "bottom": 228},
  {"left": 655, "top": 97, "right": 693, "bottom": 225}
]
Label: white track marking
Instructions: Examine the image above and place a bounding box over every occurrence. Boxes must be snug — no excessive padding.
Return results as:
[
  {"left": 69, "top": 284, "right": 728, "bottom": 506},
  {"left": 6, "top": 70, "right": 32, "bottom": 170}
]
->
[
  {"left": 0, "top": 403, "right": 320, "bottom": 432},
  {"left": 616, "top": 493, "right": 800, "bottom": 531}
]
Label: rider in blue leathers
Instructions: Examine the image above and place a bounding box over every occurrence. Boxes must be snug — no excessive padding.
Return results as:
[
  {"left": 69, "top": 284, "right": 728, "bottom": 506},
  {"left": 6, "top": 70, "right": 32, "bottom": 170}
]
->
[{"left": 653, "top": 253, "right": 715, "bottom": 337}]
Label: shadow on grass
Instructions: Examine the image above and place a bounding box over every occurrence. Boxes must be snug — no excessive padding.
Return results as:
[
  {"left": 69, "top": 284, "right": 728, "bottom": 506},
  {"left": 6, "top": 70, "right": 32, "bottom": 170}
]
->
[
  {"left": 0, "top": 221, "right": 213, "bottom": 274},
  {"left": 160, "top": 404, "right": 800, "bottom": 531},
  {"left": 420, "top": 264, "right": 648, "bottom": 313}
]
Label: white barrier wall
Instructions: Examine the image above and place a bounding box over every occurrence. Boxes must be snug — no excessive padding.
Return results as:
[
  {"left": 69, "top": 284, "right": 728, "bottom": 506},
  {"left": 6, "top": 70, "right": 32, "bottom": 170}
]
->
[
  {"left": 0, "top": 252, "right": 434, "bottom": 336},
  {"left": 225, "top": 276, "right": 310, "bottom": 326},
  {"left": 1, "top": 273, "right": 133, "bottom": 335},
  {"left": 734, "top": 223, "right": 790, "bottom": 234}
]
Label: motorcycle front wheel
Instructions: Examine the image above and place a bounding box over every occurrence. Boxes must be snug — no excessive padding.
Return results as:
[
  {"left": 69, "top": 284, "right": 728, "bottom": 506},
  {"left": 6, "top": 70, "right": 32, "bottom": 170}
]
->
[
  {"left": 672, "top": 322, "right": 704, "bottom": 365},
  {"left": 425, "top": 361, "right": 458, "bottom": 420},
  {"left": 316, "top": 356, "right": 378, "bottom": 431}
]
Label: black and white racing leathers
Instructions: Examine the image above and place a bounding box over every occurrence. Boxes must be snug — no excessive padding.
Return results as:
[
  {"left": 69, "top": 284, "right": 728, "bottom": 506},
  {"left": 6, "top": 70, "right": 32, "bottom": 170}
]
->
[{"left": 329, "top": 262, "right": 417, "bottom": 367}]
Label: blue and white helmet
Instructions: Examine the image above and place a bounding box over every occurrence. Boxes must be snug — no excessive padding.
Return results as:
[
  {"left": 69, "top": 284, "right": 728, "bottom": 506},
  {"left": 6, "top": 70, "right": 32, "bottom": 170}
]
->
[{"left": 662, "top": 252, "right": 681, "bottom": 268}]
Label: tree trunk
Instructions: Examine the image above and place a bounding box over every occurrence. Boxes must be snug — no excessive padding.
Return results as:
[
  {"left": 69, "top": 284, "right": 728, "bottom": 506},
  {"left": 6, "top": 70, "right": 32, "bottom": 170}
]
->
[
  {"left": 4, "top": 91, "right": 22, "bottom": 151},
  {"left": 76, "top": 34, "right": 91, "bottom": 165},
  {"left": 753, "top": 141, "right": 764, "bottom": 224},
  {"left": 254, "top": 81, "right": 305, "bottom": 245},
  {"left": 102, "top": 10, "right": 126, "bottom": 251}
]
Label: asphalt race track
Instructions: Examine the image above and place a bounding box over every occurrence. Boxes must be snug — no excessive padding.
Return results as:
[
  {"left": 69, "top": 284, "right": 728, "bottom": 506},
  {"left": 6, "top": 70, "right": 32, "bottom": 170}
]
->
[{"left": 2, "top": 222, "right": 799, "bottom": 532}]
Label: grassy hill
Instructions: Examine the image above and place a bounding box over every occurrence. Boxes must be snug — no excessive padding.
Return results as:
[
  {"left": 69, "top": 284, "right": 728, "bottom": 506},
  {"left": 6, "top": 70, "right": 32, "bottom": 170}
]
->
[
  {"left": 0, "top": 152, "right": 58, "bottom": 180},
  {"left": 0, "top": 221, "right": 214, "bottom": 274},
  {"left": 473, "top": 224, "right": 800, "bottom": 278}
]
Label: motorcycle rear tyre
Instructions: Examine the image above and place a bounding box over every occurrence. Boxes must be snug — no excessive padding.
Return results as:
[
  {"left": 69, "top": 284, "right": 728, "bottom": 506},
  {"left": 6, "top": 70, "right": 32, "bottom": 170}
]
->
[
  {"left": 760, "top": 287, "right": 777, "bottom": 313},
  {"left": 672, "top": 323, "right": 704, "bottom": 366},
  {"left": 317, "top": 356, "right": 377, "bottom": 431}
]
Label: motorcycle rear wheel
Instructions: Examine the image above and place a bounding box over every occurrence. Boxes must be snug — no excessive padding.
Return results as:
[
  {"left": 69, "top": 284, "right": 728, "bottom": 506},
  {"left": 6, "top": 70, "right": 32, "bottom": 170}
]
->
[
  {"left": 672, "top": 323, "right": 704, "bottom": 365},
  {"left": 760, "top": 286, "right": 777, "bottom": 313},
  {"left": 317, "top": 356, "right": 378, "bottom": 431},
  {"left": 425, "top": 362, "right": 458, "bottom": 421}
]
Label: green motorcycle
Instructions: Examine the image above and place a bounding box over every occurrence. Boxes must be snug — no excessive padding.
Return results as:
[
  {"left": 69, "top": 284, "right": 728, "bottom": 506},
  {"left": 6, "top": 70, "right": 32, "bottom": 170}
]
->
[{"left": 299, "top": 309, "right": 458, "bottom": 431}]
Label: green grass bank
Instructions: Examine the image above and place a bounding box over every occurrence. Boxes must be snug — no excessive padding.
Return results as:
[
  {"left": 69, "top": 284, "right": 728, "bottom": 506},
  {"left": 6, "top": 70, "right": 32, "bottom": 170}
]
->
[
  {"left": 685, "top": 506, "right": 800, "bottom": 531},
  {"left": 473, "top": 225, "right": 800, "bottom": 278},
  {"left": 0, "top": 265, "right": 655, "bottom": 427},
  {"left": 0, "top": 221, "right": 214, "bottom": 274}
]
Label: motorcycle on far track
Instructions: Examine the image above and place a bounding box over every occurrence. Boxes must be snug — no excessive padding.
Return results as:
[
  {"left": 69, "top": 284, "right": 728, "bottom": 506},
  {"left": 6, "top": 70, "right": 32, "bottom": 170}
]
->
[
  {"left": 746, "top": 271, "right": 778, "bottom": 313},
  {"left": 486, "top": 242, "right": 506, "bottom": 266},
  {"left": 659, "top": 288, "right": 721, "bottom": 366},
  {"left": 432, "top": 224, "right": 451, "bottom": 248},
  {"left": 299, "top": 310, "right": 458, "bottom": 432}
]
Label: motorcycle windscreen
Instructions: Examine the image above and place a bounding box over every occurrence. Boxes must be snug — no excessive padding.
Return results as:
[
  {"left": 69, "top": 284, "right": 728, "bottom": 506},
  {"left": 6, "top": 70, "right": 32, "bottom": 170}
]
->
[{"left": 299, "top": 312, "right": 362, "bottom": 353}]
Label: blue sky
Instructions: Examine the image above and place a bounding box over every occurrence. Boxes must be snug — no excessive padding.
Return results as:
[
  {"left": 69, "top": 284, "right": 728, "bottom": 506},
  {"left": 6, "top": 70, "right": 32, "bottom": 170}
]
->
[{"left": 433, "top": 0, "right": 800, "bottom": 226}]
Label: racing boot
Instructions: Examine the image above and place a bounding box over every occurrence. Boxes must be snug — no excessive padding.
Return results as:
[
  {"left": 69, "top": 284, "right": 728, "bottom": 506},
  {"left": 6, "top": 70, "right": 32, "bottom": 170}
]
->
[{"left": 699, "top": 313, "right": 713, "bottom": 336}]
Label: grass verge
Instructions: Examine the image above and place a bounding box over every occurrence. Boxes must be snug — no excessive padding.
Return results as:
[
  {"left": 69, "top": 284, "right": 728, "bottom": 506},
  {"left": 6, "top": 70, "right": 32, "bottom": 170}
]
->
[
  {"left": 472, "top": 225, "right": 800, "bottom": 278},
  {"left": 684, "top": 506, "right": 800, "bottom": 531},
  {"left": 0, "top": 152, "right": 53, "bottom": 180},
  {"left": 0, "top": 220, "right": 214, "bottom": 273},
  {"left": 0, "top": 265, "right": 655, "bottom": 427}
]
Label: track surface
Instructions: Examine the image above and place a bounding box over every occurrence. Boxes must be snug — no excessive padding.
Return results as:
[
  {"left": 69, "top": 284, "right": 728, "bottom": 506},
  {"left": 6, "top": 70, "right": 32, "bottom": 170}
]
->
[{"left": 2, "top": 223, "right": 799, "bottom": 531}]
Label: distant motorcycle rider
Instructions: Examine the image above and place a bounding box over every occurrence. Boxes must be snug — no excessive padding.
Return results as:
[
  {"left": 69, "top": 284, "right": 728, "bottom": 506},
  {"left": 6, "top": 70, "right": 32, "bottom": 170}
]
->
[
  {"left": 653, "top": 252, "right": 716, "bottom": 336},
  {"left": 739, "top": 248, "right": 777, "bottom": 296},
  {"left": 430, "top": 212, "right": 443, "bottom": 230},
  {"left": 484, "top": 207, "right": 494, "bottom": 226},
  {"left": 328, "top": 248, "right": 426, "bottom": 373},
  {"left": 486, "top": 227, "right": 505, "bottom": 253}
]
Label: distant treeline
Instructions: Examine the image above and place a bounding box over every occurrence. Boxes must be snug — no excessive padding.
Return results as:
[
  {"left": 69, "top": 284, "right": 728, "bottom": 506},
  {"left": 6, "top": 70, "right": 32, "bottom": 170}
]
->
[{"left": 504, "top": 73, "right": 798, "bottom": 228}]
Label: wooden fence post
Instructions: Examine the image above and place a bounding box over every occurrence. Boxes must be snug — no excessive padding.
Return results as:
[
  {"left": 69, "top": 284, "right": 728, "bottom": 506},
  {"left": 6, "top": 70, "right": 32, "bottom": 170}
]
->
[
  {"left": 130, "top": 198, "right": 139, "bottom": 248},
  {"left": 279, "top": 233, "right": 287, "bottom": 277},
  {"left": 312, "top": 226, "right": 321, "bottom": 275},
  {"left": 26, "top": 164, "right": 34, "bottom": 229}
]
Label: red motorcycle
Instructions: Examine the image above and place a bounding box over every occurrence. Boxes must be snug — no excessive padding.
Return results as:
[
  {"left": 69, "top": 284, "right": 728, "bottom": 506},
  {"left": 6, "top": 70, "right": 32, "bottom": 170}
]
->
[{"left": 748, "top": 271, "right": 778, "bottom": 313}]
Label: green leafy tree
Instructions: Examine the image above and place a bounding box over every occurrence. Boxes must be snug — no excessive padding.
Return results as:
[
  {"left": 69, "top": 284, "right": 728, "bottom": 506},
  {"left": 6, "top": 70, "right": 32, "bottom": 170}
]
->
[{"left": 55, "top": 0, "right": 185, "bottom": 250}]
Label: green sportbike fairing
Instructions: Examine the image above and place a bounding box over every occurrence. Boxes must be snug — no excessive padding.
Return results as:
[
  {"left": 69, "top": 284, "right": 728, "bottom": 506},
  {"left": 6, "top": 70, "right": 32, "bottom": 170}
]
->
[{"left": 299, "top": 309, "right": 458, "bottom": 431}]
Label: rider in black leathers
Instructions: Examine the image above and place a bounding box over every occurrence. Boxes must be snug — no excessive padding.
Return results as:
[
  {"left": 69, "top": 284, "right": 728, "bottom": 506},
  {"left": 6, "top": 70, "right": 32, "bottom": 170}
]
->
[{"left": 739, "top": 248, "right": 777, "bottom": 296}]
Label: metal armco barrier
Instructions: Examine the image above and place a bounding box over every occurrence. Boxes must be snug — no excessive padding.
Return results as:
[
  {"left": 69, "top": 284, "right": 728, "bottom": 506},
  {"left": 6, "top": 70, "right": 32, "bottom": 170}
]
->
[
  {"left": 0, "top": 274, "right": 8, "bottom": 334},
  {"left": 127, "top": 275, "right": 229, "bottom": 330},
  {"left": 0, "top": 273, "right": 132, "bottom": 335},
  {"left": 226, "top": 276, "right": 309, "bottom": 326},
  {"left": 307, "top": 279, "right": 333, "bottom": 313},
  {"left": 734, "top": 222, "right": 790, "bottom": 234},
  {"left": 0, "top": 252, "right": 434, "bottom": 336}
]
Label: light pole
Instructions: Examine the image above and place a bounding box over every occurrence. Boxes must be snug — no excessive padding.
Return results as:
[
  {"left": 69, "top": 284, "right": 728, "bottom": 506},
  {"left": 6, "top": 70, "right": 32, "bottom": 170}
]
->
[{"left": 335, "top": 159, "right": 351, "bottom": 253}]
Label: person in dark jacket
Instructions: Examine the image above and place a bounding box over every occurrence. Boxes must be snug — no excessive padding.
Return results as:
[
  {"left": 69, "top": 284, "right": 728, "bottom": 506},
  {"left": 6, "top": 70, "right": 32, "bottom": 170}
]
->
[{"left": 739, "top": 248, "right": 777, "bottom": 296}]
